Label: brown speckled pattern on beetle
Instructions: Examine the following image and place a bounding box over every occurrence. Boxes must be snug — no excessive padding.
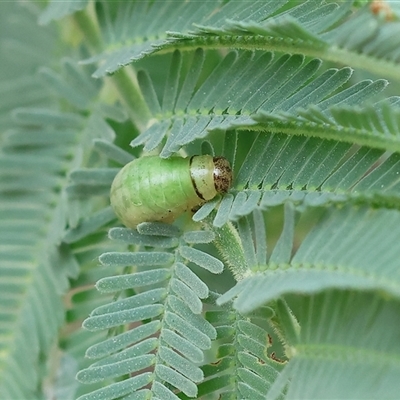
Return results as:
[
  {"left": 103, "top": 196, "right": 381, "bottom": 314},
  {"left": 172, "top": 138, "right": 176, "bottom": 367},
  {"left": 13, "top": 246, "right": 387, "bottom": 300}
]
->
[{"left": 213, "top": 157, "right": 232, "bottom": 193}]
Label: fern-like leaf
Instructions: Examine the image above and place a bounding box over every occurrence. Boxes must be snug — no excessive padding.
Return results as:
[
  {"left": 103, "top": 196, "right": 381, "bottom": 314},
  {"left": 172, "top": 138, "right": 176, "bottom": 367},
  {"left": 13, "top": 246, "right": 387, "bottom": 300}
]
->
[
  {"left": 76, "top": 224, "right": 222, "bottom": 399},
  {"left": 254, "top": 99, "right": 400, "bottom": 152},
  {"left": 0, "top": 110, "right": 83, "bottom": 399},
  {"left": 197, "top": 126, "right": 400, "bottom": 226},
  {"left": 218, "top": 205, "right": 400, "bottom": 314},
  {"left": 267, "top": 291, "right": 400, "bottom": 399},
  {"left": 0, "top": 38, "right": 124, "bottom": 397},
  {"left": 82, "top": 0, "right": 400, "bottom": 81},
  {"left": 131, "top": 49, "right": 389, "bottom": 160},
  {"left": 178, "top": 295, "right": 282, "bottom": 399},
  {"left": 171, "top": 0, "right": 400, "bottom": 81},
  {"left": 82, "top": 0, "right": 294, "bottom": 77}
]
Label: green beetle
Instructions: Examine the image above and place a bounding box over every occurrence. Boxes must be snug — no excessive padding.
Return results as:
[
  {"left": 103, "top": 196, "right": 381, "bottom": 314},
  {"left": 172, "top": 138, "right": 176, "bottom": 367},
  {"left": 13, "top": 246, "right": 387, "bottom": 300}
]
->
[{"left": 110, "top": 155, "right": 232, "bottom": 228}]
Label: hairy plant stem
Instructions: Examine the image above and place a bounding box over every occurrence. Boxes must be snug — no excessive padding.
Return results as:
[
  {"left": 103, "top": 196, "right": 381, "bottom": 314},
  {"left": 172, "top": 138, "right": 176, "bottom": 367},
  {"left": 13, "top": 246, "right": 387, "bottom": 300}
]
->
[{"left": 207, "top": 218, "right": 250, "bottom": 281}]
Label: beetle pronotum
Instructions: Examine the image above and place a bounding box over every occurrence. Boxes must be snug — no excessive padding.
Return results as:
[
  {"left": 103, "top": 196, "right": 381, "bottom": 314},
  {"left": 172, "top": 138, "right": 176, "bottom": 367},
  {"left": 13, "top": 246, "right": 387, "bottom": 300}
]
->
[{"left": 110, "top": 155, "right": 232, "bottom": 228}]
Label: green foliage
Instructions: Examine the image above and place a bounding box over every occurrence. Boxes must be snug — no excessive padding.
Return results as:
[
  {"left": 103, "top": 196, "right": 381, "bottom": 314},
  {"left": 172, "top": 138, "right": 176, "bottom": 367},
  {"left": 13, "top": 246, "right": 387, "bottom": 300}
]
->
[{"left": 1, "top": 1, "right": 400, "bottom": 399}]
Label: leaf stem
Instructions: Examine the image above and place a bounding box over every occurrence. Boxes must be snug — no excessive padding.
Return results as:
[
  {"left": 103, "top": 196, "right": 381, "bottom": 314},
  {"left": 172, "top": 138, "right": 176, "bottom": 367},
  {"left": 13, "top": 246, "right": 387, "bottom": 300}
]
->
[
  {"left": 110, "top": 68, "right": 152, "bottom": 132},
  {"left": 73, "top": 8, "right": 152, "bottom": 131},
  {"left": 73, "top": 8, "right": 102, "bottom": 52}
]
